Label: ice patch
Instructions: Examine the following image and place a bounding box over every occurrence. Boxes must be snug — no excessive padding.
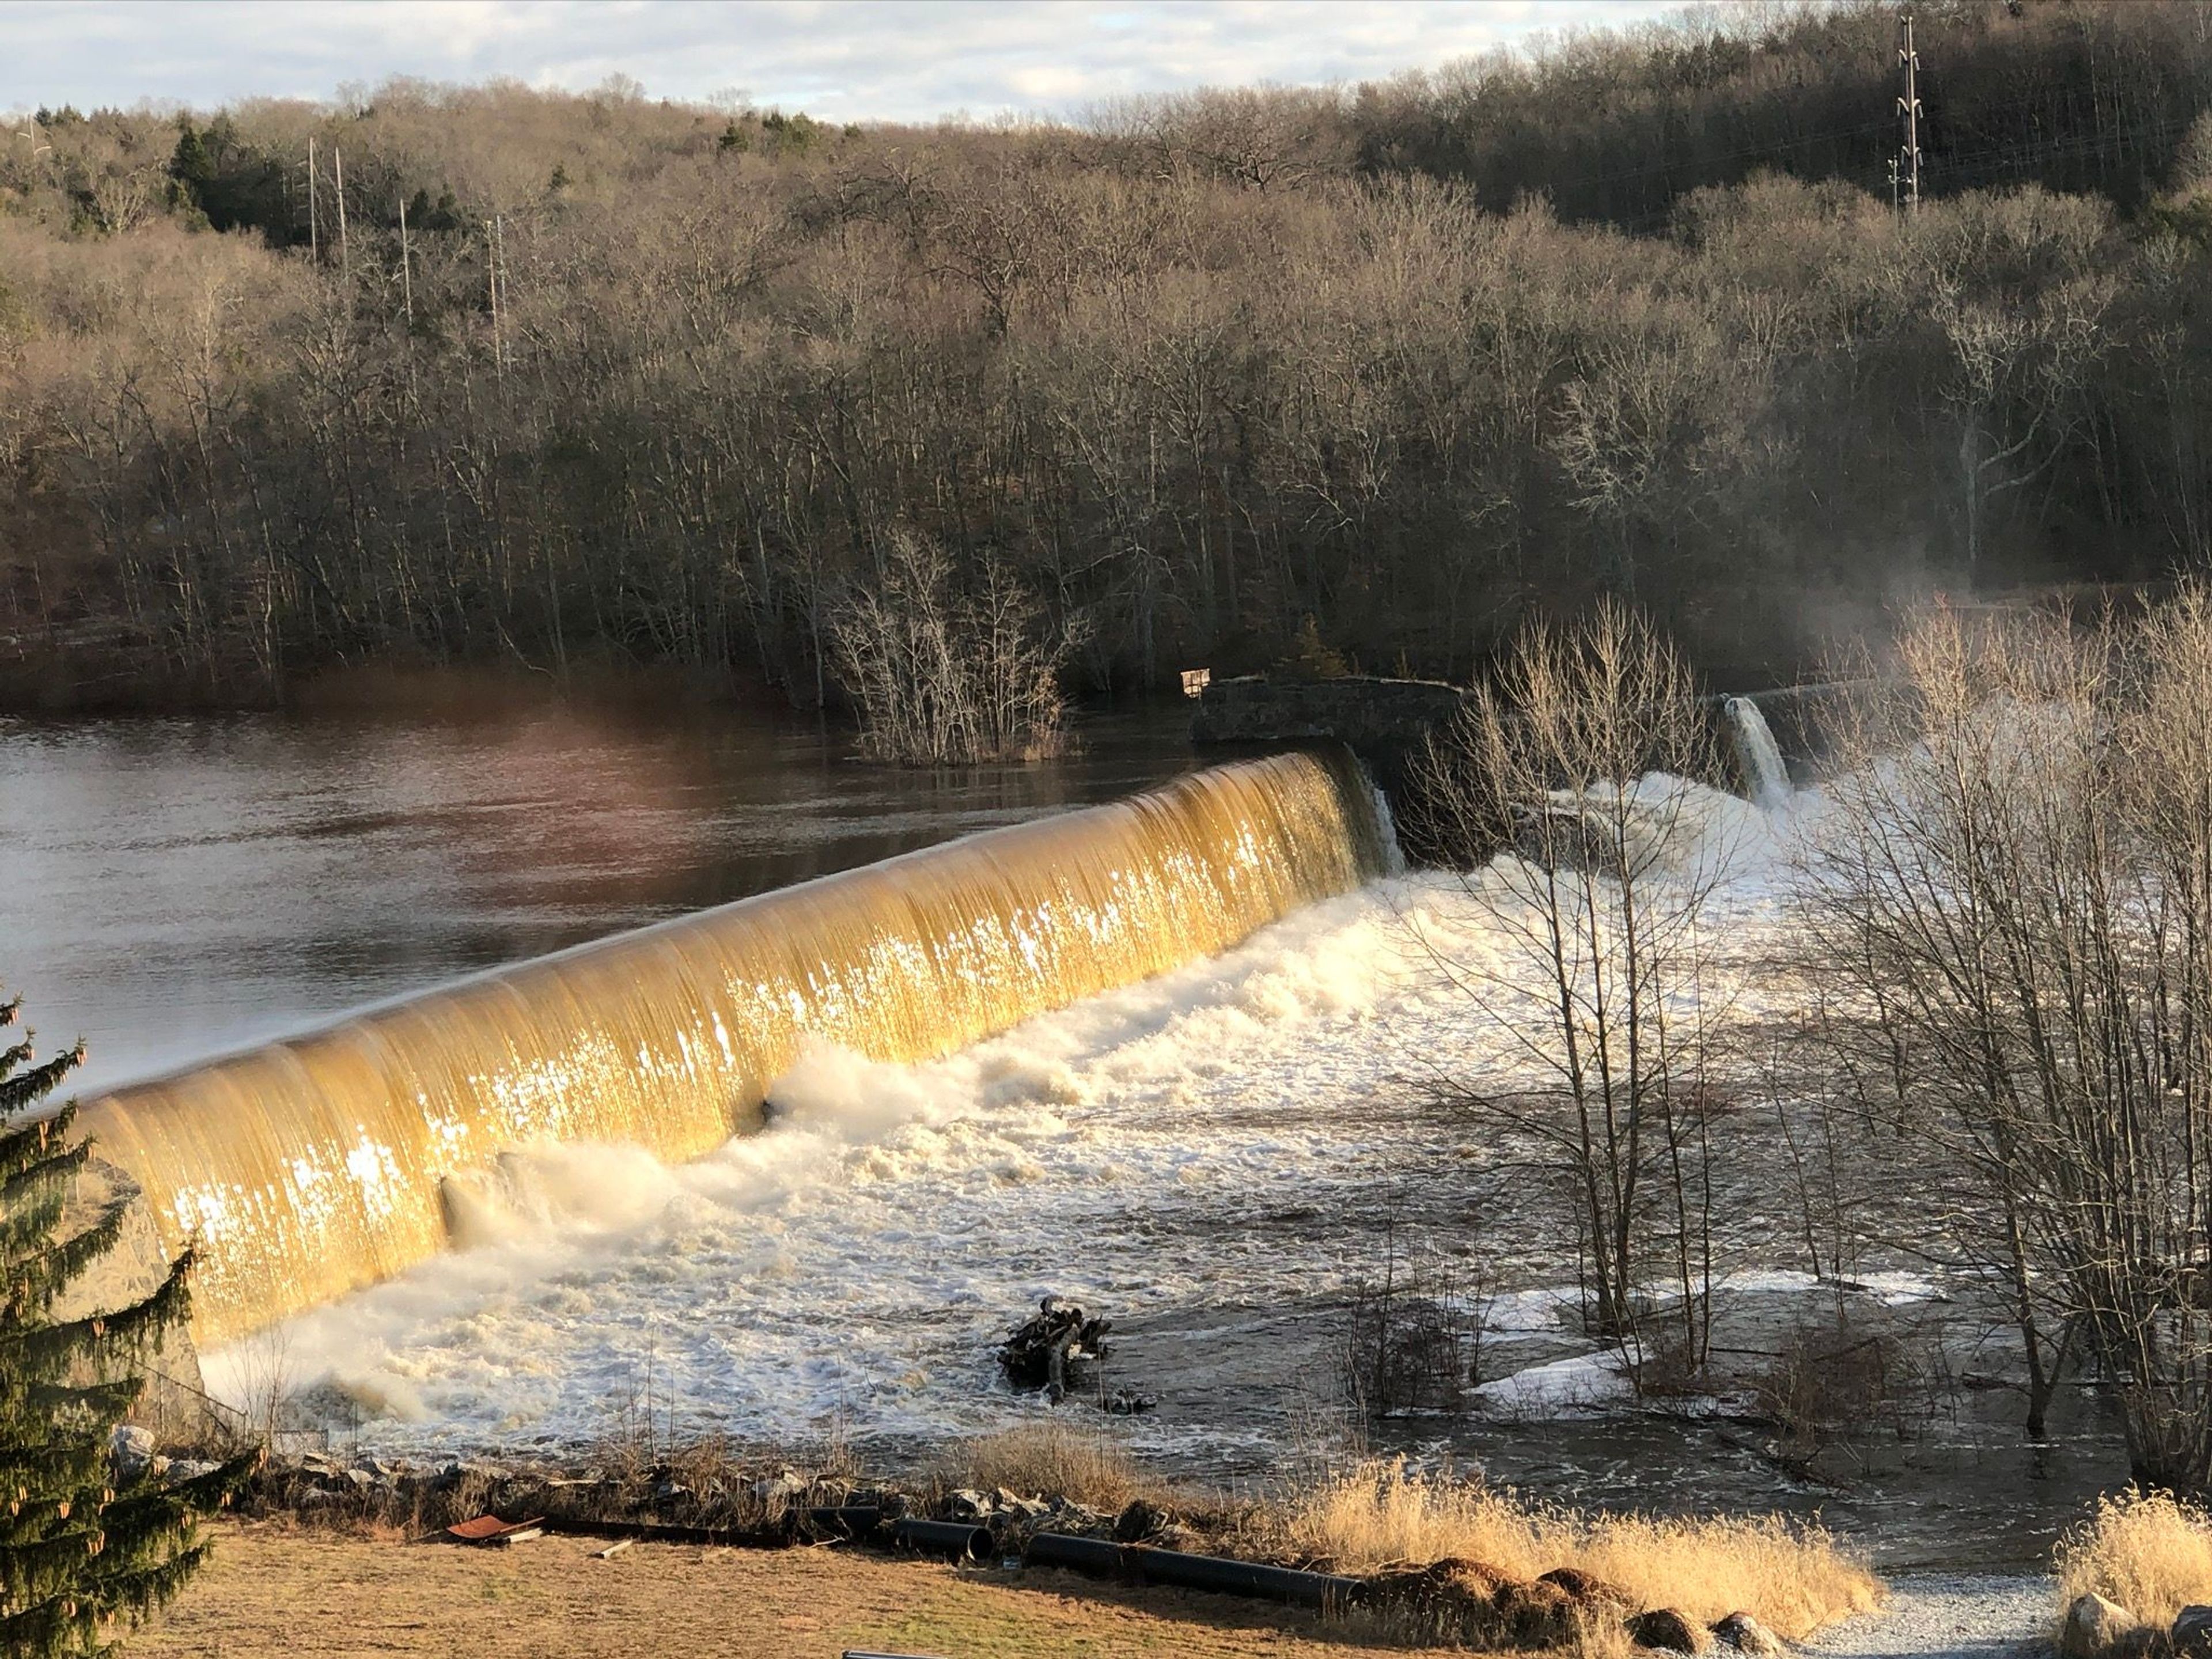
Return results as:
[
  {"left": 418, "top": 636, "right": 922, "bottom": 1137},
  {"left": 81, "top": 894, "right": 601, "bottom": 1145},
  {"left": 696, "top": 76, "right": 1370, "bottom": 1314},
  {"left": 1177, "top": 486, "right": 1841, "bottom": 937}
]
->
[{"left": 1475, "top": 1353, "right": 1633, "bottom": 1418}]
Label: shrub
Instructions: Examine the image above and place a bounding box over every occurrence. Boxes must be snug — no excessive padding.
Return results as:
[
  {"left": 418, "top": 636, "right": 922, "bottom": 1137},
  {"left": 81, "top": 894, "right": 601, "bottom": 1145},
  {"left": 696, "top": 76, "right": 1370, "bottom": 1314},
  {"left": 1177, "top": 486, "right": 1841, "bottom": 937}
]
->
[
  {"left": 2057, "top": 1491, "right": 2212, "bottom": 1635},
  {"left": 1273, "top": 1460, "right": 1882, "bottom": 1640}
]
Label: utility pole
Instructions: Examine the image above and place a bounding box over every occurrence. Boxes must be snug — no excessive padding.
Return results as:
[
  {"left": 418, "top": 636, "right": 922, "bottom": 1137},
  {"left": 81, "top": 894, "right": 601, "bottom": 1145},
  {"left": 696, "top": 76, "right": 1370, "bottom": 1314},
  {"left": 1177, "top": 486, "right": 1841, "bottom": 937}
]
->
[
  {"left": 307, "top": 135, "right": 319, "bottom": 262},
  {"left": 1897, "top": 10, "right": 1923, "bottom": 212},
  {"left": 398, "top": 193, "right": 413, "bottom": 328},
  {"left": 333, "top": 145, "right": 350, "bottom": 285},
  {"left": 486, "top": 215, "right": 505, "bottom": 384}
]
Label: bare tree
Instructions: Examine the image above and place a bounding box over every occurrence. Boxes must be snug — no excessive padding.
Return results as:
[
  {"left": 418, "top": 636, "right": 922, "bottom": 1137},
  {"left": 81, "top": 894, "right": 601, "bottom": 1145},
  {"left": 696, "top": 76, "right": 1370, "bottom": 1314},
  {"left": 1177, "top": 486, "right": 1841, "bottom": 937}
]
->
[
  {"left": 829, "top": 528, "right": 1082, "bottom": 766},
  {"left": 1406, "top": 604, "right": 1739, "bottom": 1378},
  {"left": 1800, "top": 594, "right": 2212, "bottom": 1483}
]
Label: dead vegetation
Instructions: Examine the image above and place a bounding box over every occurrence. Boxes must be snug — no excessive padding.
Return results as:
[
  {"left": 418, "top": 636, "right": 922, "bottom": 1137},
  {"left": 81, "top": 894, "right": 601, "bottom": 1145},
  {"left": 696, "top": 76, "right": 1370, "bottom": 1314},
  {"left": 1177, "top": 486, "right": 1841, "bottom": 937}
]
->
[
  {"left": 2058, "top": 1492, "right": 2212, "bottom": 1640},
  {"left": 934, "top": 1422, "right": 1190, "bottom": 1520},
  {"left": 1271, "top": 1459, "right": 1883, "bottom": 1643}
]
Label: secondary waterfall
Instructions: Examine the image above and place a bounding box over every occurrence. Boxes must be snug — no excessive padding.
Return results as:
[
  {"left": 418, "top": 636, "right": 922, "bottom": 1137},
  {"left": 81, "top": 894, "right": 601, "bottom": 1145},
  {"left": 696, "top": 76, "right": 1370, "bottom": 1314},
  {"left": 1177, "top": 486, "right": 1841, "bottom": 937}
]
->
[
  {"left": 78, "top": 752, "right": 1388, "bottom": 1346},
  {"left": 1725, "top": 696, "right": 1791, "bottom": 810}
]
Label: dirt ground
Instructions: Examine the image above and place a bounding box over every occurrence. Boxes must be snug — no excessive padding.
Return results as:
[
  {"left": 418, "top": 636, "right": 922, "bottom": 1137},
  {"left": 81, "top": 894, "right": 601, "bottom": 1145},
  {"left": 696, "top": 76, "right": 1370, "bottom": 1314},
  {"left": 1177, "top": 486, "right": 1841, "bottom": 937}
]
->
[{"left": 132, "top": 1520, "right": 1444, "bottom": 1658}]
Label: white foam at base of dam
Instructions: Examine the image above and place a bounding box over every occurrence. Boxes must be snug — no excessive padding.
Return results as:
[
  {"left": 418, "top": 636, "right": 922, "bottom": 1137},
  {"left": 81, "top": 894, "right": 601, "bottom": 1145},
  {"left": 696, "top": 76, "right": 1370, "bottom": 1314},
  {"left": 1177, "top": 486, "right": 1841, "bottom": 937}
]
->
[{"left": 203, "top": 777, "right": 1802, "bottom": 1460}]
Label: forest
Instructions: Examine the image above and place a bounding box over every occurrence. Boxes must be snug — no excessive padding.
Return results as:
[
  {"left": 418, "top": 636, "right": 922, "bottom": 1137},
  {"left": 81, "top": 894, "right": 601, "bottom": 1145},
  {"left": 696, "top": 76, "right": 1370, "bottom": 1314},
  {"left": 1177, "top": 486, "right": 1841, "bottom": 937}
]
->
[{"left": 2, "top": 0, "right": 2211, "bottom": 710}]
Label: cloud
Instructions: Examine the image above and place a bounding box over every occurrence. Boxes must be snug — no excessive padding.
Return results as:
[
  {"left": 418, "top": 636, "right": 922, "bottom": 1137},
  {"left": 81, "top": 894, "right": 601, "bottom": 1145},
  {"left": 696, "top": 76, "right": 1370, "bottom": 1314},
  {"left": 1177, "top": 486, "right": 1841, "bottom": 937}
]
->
[{"left": 1, "top": 0, "right": 1684, "bottom": 122}]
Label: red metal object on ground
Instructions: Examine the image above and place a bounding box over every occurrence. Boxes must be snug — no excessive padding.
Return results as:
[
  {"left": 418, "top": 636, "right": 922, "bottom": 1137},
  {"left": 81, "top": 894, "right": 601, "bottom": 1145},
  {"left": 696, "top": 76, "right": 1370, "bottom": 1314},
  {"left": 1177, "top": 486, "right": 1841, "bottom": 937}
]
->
[{"left": 443, "top": 1514, "right": 545, "bottom": 1546}]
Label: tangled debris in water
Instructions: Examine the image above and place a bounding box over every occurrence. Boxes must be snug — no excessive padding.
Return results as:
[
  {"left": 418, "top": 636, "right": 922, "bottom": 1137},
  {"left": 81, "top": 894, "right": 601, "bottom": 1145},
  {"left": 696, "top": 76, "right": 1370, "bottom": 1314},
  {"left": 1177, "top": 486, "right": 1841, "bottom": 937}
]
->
[{"left": 998, "top": 1297, "right": 1113, "bottom": 1400}]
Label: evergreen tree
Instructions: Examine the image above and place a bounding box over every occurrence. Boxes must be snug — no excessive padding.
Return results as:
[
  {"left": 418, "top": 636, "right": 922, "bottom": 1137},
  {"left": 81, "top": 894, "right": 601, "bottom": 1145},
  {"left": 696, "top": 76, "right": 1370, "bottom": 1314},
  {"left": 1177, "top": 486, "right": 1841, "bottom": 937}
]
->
[
  {"left": 166, "top": 123, "right": 212, "bottom": 194},
  {"left": 0, "top": 994, "right": 252, "bottom": 1657}
]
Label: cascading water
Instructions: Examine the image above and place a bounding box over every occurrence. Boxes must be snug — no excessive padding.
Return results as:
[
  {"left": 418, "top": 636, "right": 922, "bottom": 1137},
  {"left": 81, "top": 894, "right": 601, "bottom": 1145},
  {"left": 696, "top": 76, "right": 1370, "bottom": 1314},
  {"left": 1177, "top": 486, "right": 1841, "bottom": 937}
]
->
[
  {"left": 76, "top": 752, "right": 1388, "bottom": 1346},
  {"left": 1724, "top": 696, "right": 1791, "bottom": 810}
]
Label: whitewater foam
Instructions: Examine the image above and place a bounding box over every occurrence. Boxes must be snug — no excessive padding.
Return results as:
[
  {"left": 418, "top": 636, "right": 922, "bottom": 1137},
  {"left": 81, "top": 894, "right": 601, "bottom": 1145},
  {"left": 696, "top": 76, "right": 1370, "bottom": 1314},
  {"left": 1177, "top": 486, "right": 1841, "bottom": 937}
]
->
[{"left": 203, "top": 776, "right": 1816, "bottom": 1463}]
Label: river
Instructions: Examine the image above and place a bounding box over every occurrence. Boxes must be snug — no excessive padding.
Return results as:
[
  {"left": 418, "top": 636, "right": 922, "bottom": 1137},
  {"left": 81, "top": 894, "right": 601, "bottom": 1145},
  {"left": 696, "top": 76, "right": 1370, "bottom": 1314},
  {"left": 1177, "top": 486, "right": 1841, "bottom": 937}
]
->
[
  {"left": 0, "top": 698, "right": 1196, "bottom": 1096},
  {"left": 0, "top": 699, "right": 2130, "bottom": 1567}
]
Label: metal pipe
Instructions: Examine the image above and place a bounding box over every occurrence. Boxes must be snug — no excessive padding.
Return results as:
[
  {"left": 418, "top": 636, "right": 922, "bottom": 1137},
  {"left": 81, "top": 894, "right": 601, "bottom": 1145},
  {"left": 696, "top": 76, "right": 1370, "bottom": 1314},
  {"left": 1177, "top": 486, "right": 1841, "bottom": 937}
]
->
[
  {"left": 891, "top": 1518, "right": 993, "bottom": 1560},
  {"left": 1023, "top": 1532, "right": 1360, "bottom": 1609},
  {"left": 804, "top": 1505, "right": 884, "bottom": 1537}
]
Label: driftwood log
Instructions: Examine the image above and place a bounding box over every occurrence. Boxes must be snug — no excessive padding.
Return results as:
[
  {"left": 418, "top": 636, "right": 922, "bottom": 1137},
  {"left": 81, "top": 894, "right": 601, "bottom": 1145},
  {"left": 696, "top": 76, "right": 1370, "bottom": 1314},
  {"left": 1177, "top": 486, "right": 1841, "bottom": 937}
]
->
[{"left": 998, "top": 1298, "right": 1112, "bottom": 1400}]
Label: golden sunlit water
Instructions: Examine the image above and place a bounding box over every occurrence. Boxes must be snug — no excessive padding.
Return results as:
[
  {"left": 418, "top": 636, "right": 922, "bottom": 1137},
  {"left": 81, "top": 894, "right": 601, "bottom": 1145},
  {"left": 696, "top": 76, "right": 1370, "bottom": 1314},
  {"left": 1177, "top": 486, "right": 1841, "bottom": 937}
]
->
[{"left": 77, "top": 752, "right": 1384, "bottom": 1345}]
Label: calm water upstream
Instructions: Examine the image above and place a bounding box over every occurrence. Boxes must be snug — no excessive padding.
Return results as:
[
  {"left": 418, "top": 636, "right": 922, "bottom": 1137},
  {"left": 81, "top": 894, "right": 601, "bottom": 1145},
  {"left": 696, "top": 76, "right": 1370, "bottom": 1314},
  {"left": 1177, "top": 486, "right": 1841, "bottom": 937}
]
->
[{"left": 0, "top": 699, "right": 1196, "bottom": 1095}]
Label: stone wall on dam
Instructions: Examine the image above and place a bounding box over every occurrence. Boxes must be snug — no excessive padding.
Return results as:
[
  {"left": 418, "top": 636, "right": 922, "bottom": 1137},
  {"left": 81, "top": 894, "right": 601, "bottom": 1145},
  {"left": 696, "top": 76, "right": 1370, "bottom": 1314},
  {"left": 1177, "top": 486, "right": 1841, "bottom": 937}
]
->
[{"left": 1191, "top": 673, "right": 1850, "bottom": 808}]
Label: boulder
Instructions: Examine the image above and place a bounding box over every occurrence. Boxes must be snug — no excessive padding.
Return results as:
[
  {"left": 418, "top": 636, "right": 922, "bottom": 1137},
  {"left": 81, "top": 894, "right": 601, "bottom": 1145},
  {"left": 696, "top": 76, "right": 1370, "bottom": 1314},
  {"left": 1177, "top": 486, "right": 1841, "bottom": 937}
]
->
[
  {"left": 1114, "top": 1499, "right": 1173, "bottom": 1543},
  {"left": 1499, "top": 1578, "right": 1584, "bottom": 1647},
  {"left": 1541, "top": 1566, "right": 1631, "bottom": 1609},
  {"left": 2172, "top": 1605, "right": 2212, "bottom": 1658},
  {"left": 1713, "top": 1611, "right": 1785, "bottom": 1655},
  {"left": 1630, "top": 1607, "right": 1713, "bottom": 1654},
  {"left": 749, "top": 1469, "right": 805, "bottom": 1506},
  {"left": 2065, "top": 1594, "right": 2136, "bottom": 1659},
  {"left": 1360, "top": 1559, "right": 1575, "bottom": 1648},
  {"left": 108, "top": 1424, "right": 156, "bottom": 1483}
]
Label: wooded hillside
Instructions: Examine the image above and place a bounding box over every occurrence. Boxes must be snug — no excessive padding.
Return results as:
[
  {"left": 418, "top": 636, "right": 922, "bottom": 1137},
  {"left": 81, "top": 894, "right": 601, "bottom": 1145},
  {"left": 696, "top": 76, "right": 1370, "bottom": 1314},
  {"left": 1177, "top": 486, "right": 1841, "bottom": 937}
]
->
[{"left": 3, "top": 0, "right": 2210, "bottom": 707}]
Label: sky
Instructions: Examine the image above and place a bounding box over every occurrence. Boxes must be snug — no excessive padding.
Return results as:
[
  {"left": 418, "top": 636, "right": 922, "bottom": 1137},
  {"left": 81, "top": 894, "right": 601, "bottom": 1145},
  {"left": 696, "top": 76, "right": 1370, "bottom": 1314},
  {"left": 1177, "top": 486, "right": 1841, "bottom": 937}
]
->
[{"left": 1, "top": 1, "right": 1685, "bottom": 125}]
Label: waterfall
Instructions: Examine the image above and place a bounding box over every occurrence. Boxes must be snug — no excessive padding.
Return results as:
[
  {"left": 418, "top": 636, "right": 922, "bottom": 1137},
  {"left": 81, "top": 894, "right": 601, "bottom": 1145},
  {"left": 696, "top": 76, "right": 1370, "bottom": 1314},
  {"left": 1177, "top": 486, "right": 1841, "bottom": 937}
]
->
[
  {"left": 75, "top": 752, "right": 1387, "bottom": 1345},
  {"left": 1725, "top": 696, "right": 1791, "bottom": 810}
]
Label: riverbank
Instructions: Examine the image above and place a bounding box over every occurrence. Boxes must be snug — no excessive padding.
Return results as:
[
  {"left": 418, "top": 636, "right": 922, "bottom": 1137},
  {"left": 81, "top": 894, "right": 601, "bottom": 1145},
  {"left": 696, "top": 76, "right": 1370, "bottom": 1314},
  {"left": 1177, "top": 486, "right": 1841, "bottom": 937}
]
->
[
  {"left": 135, "top": 1519, "right": 1423, "bottom": 1659},
  {"left": 135, "top": 1521, "right": 2048, "bottom": 1659}
]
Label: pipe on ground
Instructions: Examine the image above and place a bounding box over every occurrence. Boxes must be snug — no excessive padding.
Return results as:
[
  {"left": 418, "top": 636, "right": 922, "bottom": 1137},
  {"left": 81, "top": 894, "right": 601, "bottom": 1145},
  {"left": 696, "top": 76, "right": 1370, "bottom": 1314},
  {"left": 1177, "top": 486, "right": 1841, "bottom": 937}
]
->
[
  {"left": 891, "top": 1518, "right": 994, "bottom": 1560},
  {"left": 1022, "top": 1532, "right": 1360, "bottom": 1609}
]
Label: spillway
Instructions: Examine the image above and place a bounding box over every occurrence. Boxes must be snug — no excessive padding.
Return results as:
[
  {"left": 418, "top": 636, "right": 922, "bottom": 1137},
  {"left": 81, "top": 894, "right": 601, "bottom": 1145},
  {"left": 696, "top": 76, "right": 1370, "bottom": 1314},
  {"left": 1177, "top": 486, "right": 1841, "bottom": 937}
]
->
[{"left": 76, "top": 751, "right": 1387, "bottom": 1346}]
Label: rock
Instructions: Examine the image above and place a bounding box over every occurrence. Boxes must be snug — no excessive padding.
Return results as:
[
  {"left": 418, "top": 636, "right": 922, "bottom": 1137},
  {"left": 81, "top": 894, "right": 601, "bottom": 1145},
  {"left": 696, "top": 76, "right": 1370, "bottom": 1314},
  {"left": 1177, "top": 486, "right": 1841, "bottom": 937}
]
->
[
  {"left": 1630, "top": 1607, "right": 1713, "bottom": 1654},
  {"left": 1114, "top": 1499, "right": 1173, "bottom": 1543},
  {"left": 750, "top": 1469, "right": 805, "bottom": 1506},
  {"left": 2064, "top": 1594, "right": 2137, "bottom": 1659},
  {"left": 945, "top": 1488, "right": 991, "bottom": 1521},
  {"left": 1713, "top": 1611, "right": 1785, "bottom": 1655},
  {"left": 1499, "top": 1578, "right": 1583, "bottom": 1647},
  {"left": 2172, "top": 1605, "right": 2212, "bottom": 1657},
  {"left": 1540, "top": 1566, "right": 1631, "bottom": 1608},
  {"left": 434, "top": 1459, "right": 497, "bottom": 1490},
  {"left": 109, "top": 1424, "right": 157, "bottom": 1483},
  {"left": 1361, "top": 1558, "right": 1539, "bottom": 1646}
]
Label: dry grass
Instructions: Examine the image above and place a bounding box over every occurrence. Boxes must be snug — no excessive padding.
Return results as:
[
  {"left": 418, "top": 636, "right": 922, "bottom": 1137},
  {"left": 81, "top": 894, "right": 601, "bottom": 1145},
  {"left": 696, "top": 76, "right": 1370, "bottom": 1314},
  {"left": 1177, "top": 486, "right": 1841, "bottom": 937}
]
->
[
  {"left": 1271, "top": 1460, "right": 1883, "bottom": 1640},
  {"left": 937, "top": 1422, "right": 1194, "bottom": 1517},
  {"left": 2058, "top": 1491, "right": 2212, "bottom": 1633},
  {"left": 135, "top": 1519, "right": 1460, "bottom": 1658}
]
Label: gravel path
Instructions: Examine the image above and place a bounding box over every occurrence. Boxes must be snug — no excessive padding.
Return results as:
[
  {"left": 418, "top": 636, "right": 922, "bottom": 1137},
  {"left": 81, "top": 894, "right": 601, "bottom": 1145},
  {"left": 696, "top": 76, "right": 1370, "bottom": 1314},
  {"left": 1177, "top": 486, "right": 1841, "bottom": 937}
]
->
[{"left": 1806, "top": 1575, "right": 2054, "bottom": 1659}]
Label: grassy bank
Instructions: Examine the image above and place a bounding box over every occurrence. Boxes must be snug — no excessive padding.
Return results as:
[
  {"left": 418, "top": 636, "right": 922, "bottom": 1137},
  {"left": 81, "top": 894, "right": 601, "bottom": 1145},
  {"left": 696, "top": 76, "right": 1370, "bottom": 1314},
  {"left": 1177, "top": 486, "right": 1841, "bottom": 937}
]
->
[
  {"left": 135, "top": 1520, "right": 1434, "bottom": 1659},
  {"left": 230, "top": 1423, "right": 1880, "bottom": 1653}
]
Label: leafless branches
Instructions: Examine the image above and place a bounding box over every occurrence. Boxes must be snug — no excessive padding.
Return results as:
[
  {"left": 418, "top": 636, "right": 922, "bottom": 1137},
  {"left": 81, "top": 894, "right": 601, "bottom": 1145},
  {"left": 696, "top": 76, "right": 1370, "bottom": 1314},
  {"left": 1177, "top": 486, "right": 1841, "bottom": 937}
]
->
[
  {"left": 828, "top": 528, "right": 1084, "bottom": 766},
  {"left": 1407, "top": 603, "right": 1737, "bottom": 1380},
  {"left": 1798, "top": 594, "right": 2212, "bottom": 1484}
]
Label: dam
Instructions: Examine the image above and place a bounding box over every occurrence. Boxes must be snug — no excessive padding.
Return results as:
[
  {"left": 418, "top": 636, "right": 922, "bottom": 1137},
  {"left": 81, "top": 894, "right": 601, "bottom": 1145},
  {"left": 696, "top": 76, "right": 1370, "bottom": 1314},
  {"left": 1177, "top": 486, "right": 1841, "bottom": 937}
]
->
[{"left": 74, "top": 749, "right": 1388, "bottom": 1347}]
